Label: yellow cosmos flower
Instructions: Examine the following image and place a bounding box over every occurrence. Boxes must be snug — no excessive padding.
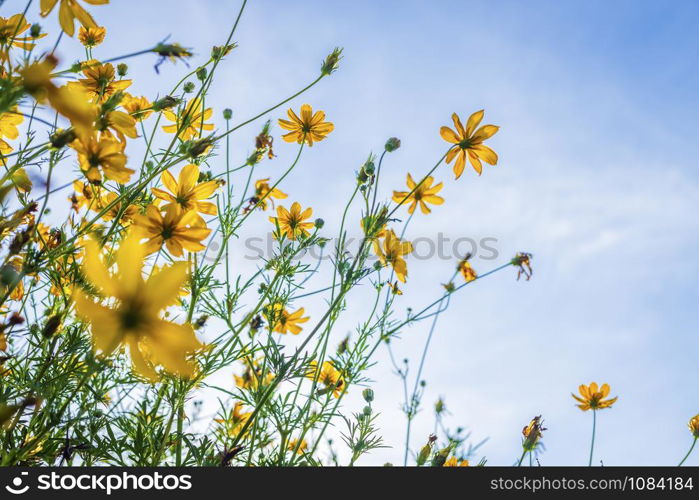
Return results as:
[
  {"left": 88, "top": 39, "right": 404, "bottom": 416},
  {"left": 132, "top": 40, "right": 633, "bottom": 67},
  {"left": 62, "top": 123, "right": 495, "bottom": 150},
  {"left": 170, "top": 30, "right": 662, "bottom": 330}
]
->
[
  {"left": 97, "top": 192, "right": 138, "bottom": 225},
  {"left": 267, "top": 303, "right": 309, "bottom": 335},
  {"left": 151, "top": 164, "right": 220, "bottom": 217},
  {"left": 251, "top": 178, "right": 287, "bottom": 211},
  {"left": 121, "top": 93, "right": 153, "bottom": 121},
  {"left": 215, "top": 402, "right": 251, "bottom": 438},
  {"left": 70, "top": 60, "right": 131, "bottom": 103},
  {"left": 440, "top": 110, "right": 499, "bottom": 178},
  {"left": 0, "top": 108, "right": 24, "bottom": 155},
  {"left": 572, "top": 382, "right": 618, "bottom": 411},
  {"left": 444, "top": 457, "right": 469, "bottom": 467},
  {"left": 522, "top": 415, "right": 546, "bottom": 451},
  {"left": 306, "top": 360, "right": 344, "bottom": 398},
  {"left": 73, "top": 232, "right": 202, "bottom": 381},
  {"left": 689, "top": 414, "right": 699, "bottom": 438},
  {"left": 392, "top": 173, "right": 444, "bottom": 215},
  {"left": 375, "top": 229, "right": 413, "bottom": 283},
  {"left": 71, "top": 134, "right": 133, "bottom": 184},
  {"left": 278, "top": 104, "right": 334, "bottom": 146},
  {"left": 133, "top": 205, "right": 211, "bottom": 257},
  {"left": 234, "top": 358, "right": 274, "bottom": 391},
  {"left": 40, "top": 0, "right": 107, "bottom": 37},
  {"left": 0, "top": 14, "right": 45, "bottom": 50},
  {"left": 96, "top": 108, "right": 138, "bottom": 144},
  {"left": 19, "top": 57, "right": 95, "bottom": 135},
  {"left": 162, "top": 98, "right": 214, "bottom": 140},
  {"left": 78, "top": 25, "right": 105, "bottom": 47},
  {"left": 288, "top": 438, "right": 308, "bottom": 455},
  {"left": 70, "top": 180, "right": 99, "bottom": 211},
  {"left": 458, "top": 257, "right": 477, "bottom": 282},
  {"left": 269, "top": 202, "right": 314, "bottom": 240}
]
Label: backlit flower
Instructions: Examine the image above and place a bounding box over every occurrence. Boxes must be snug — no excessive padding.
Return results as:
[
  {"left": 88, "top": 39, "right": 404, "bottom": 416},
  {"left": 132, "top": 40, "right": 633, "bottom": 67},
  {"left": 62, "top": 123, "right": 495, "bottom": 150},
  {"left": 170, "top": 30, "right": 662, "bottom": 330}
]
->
[
  {"left": 392, "top": 173, "right": 444, "bottom": 215},
  {"left": 78, "top": 25, "right": 105, "bottom": 46},
  {"left": 40, "top": 0, "right": 107, "bottom": 37},
  {"left": 248, "top": 178, "right": 287, "bottom": 211},
  {"left": 572, "top": 382, "right": 618, "bottom": 411},
  {"left": 444, "top": 457, "right": 469, "bottom": 467},
  {"left": 151, "top": 164, "right": 221, "bottom": 217},
  {"left": 458, "top": 257, "right": 477, "bottom": 282},
  {"left": 0, "top": 108, "right": 23, "bottom": 154},
  {"left": 522, "top": 415, "right": 546, "bottom": 451},
  {"left": 441, "top": 110, "right": 499, "bottom": 178},
  {"left": 278, "top": 104, "right": 333, "bottom": 146},
  {"left": 375, "top": 229, "right": 413, "bottom": 283},
  {"left": 133, "top": 205, "right": 211, "bottom": 257},
  {"left": 266, "top": 303, "right": 309, "bottom": 335},
  {"left": 162, "top": 98, "right": 214, "bottom": 140},
  {"left": 0, "top": 14, "right": 45, "bottom": 50},
  {"left": 73, "top": 232, "right": 202, "bottom": 380},
  {"left": 269, "top": 202, "right": 314, "bottom": 240},
  {"left": 70, "top": 60, "right": 131, "bottom": 103},
  {"left": 215, "top": 402, "right": 251, "bottom": 438},
  {"left": 306, "top": 360, "right": 344, "bottom": 398},
  {"left": 71, "top": 134, "right": 133, "bottom": 184},
  {"left": 689, "top": 414, "right": 699, "bottom": 438},
  {"left": 234, "top": 358, "right": 274, "bottom": 391},
  {"left": 121, "top": 93, "right": 153, "bottom": 121},
  {"left": 288, "top": 438, "right": 308, "bottom": 455}
]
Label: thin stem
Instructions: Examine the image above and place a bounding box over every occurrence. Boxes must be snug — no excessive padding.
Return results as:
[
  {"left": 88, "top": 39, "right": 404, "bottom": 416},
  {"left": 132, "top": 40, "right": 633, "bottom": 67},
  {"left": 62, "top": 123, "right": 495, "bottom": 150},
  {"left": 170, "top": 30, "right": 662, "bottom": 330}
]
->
[
  {"left": 588, "top": 409, "right": 597, "bottom": 466},
  {"left": 678, "top": 437, "right": 697, "bottom": 466}
]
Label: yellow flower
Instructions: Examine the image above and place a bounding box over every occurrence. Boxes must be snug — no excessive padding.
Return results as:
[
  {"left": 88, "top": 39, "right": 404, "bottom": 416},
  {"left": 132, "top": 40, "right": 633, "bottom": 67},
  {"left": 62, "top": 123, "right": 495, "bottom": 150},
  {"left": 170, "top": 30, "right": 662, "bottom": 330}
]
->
[
  {"left": 20, "top": 57, "right": 95, "bottom": 136},
  {"left": 40, "top": 0, "right": 107, "bottom": 37},
  {"left": 278, "top": 104, "right": 334, "bottom": 146},
  {"left": 151, "top": 164, "right": 220, "bottom": 217},
  {"left": 70, "top": 180, "right": 98, "bottom": 211},
  {"left": 0, "top": 14, "right": 45, "bottom": 50},
  {"left": 387, "top": 280, "right": 402, "bottom": 295},
  {"left": 96, "top": 109, "right": 138, "bottom": 144},
  {"left": 69, "top": 60, "right": 131, "bottom": 103},
  {"left": 444, "top": 457, "right": 469, "bottom": 467},
  {"left": 162, "top": 98, "right": 214, "bottom": 140},
  {"left": 73, "top": 232, "right": 202, "bottom": 380},
  {"left": 522, "top": 415, "right": 546, "bottom": 451},
  {"left": 121, "top": 93, "right": 153, "bottom": 121},
  {"left": 306, "top": 360, "right": 344, "bottom": 398},
  {"left": 572, "top": 382, "right": 618, "bottom": 411},
  {"left": 268, "top": 202, "right": 314, "bottom": 240},
  {"left": 71, "top": 134, "right": 133, "bottom": 184},
  {"left": 267, "top": 303, "right": 309, "bottom": 335},
  {"left": 234, "top": 358, "right": 274, "bottom": 391},
  {"left": 0, "top": 333, "right": 6, "bottom": 351},
  {"left": 78, "top": 25, "right": 105, "bottom": 47},
  {"left": 216, "top": 402, "right": 251, "bottom": 438},
  {"left": 458, "top": 257, "right": 477, "bottom": 282},
  {"left": 375, "top": 229, "right": 413, "bottom": 283},
  {"left": 250, "top": 178, "right": 287, "bottom": 211},
  {"left": 392, "top": 173, "right": 444, "bottom": 215},
  {"left": 288, "top": 438, "right": 308, "bottom": 455},
  {"left": 0, "top": 108, "right": 24, "bottom": 155},
  {"left": 440, "top": 110, "right": 499, "bottom": 178},
  {"left": 97, "top": 192, "right": 138, "bottom": 225},
  {"left": 133, "top": 205, "right": 211, "bottom": 257},
  {"left": 688, "top": 414, "right": 699, "bottom": 438}
]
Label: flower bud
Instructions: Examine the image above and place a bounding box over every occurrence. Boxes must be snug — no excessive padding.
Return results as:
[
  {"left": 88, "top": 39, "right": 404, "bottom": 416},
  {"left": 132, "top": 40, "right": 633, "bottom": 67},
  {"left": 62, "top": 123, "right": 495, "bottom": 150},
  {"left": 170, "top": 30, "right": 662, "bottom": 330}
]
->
[
  {"left": 416, "top": 442, "right": 432, "bottom": 466},
  {"left": 362, "top": 405, "right": 372, "bottom": 416},
  {"left": 223, "top": 108, "right": 233, "bottom": 120},
  {"left": 30, "top": 24, "right": 42, "bottom": 38},
  {"left": 385, "top": 137, "right": 401, "bottom": 152},
  {"left": 321, "top": 47, "right": 343, "bottom": 76},
  {"left": 362, "top": 388, "right": 374, "bottom": 403},
  {"left": 152, "top": 95, "right": 179, "bottom": 111},
  {"left": 196, "top": 67, "right": 208, "bottom": 81},
  {"left": 183, "top": 81, "right": 195, "bottom": 93},
  {"left": 41, "top": 315, "right": 62, "bottom": 338},
  {"left": 314, "top": 218, "right": 324, "bottom": 229},
  {"left": 117, "top": 63, "right": 128, "bottom": 77}
]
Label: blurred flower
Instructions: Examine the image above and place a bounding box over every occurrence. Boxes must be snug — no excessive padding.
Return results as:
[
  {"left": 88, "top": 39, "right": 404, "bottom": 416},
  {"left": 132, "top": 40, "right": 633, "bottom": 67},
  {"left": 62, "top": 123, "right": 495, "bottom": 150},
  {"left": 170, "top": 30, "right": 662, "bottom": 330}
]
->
[
  {"left": 97, "top": 192, "right": 138, "bottom": 225},
  {"left": 375, "top": 229, "right": 413, "bottom": 283},
  {"left": 458, "top": 256, "right": 477, "bottom": 282},
  {"left": 73, "top": 232, "right": 202, "bottom": 380},
  {"left": 522, "top": 415, "right": 546, "bottom": 451},
  {"left": 152, "top": 164, "right": 221, "bottom": 217},
  {"left": 162, "top": 97, "right": 213, "bottom": 140},
  {"left": 444, "top": 457, "right": 469, "bottom": 467},
  {"left": 0, "top": 108, "right": 23, "bottom": 155},
  {"left": 215, "top": 402, "right": 251, "bottom": 438},
  {"left": 512, "top": 252, "right": 533, "bottom": 280},
  {"left": 288, "top": 438, "right": 308, "bottom": 455},
  {"left": 278, "top": 104, "right": 333, "bottom": 146},
  {"left": 0, "top": 14, "right": 45, "bottom": 50},
  {"left": 234, "top": 358, "right": 273, "bottom": 391},
  {"left": 133, "top": 205, "right": 211, "bottom": 257},
  {"left": 441, "top": 110, "right": 499, "bottom": 178},
  {"left": 121, "top": 93, "right": 153, "bottom": 121},
  {"left": 688, "top": 414, "right": 699, "bottom": 438},
  {"left": 269, "top": 202, "right": 314, "bottom": 240},
  {"left": 572, "top": 382, "right": 618, "bottom": 411},
  {"left": 392, "top": 173, "right": 444, "bottom": 215},
  {"left": 40, "top": 0, "right": 107, "bottom": 37},
  {"left": 78, "top": 25, "right": 105, "bottom": 47},
  {"left": 248, "top": 178, "right": 287, "bottom": 211}
]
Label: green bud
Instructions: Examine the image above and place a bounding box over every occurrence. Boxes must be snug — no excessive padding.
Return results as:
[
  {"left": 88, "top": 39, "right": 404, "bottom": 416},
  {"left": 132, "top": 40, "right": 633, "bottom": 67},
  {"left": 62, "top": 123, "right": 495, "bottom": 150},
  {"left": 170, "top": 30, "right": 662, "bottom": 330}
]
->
[
  {"left": 117, "top": 63, "right": 128, "bottom": 77},
  {"left": 321, "top": 47, "right": 343, "bottom": 75},
  {"left": 30, "top": 24, "right": 42, "bottom": 38},
  {"left": 362, "top": 405, "right": 372, "bottom": 416},
  {"left": 223, "top": 108, "right": 233, "bottom": 120},
  {"left": 183, "top": 81, "right": 195, "bottom": 93},
  {"left": 362, "top": 388, "right": 374, "bottom": 403},
  {"left": 152, "top": 95, "right": 179, "bottom": 111},
  {"left": 196, "top": 67, "right": 208, "bottom": 81},
  {"left": 314, "top": 218, "right": 324, "bottom": 229},
  {"left": 385, "top": 137, "right": 401, "bottom": 152}
]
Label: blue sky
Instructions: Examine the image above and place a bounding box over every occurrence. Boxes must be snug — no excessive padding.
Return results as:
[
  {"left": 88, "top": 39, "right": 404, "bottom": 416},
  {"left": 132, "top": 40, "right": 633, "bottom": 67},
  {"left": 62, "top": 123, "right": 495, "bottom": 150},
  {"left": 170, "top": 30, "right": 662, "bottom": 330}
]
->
[{"left": 11, "top": 0, "right": 699, "bottom": 465}]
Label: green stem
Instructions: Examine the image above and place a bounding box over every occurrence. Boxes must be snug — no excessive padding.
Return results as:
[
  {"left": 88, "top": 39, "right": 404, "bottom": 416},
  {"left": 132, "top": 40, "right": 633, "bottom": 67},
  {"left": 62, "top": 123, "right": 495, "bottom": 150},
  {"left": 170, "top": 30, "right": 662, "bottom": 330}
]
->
[
  {"left": 517, "top": 449, "right": 528, "bottom": 466},
  {"left": 588, "top": 409, "right": 597, "bottom": 466},
  {"left": 678, "top": 437, "right": 697, "bottom": 466}
]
